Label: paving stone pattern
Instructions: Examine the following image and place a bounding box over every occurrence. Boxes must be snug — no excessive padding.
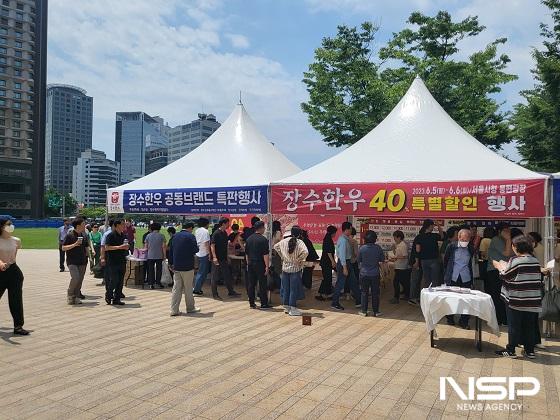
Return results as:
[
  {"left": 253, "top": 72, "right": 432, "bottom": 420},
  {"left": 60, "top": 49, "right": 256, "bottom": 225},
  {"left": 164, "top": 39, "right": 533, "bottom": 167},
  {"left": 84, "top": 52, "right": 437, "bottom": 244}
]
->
[{"left": 0, "top": 250, "right": 559, "bottom": 419}]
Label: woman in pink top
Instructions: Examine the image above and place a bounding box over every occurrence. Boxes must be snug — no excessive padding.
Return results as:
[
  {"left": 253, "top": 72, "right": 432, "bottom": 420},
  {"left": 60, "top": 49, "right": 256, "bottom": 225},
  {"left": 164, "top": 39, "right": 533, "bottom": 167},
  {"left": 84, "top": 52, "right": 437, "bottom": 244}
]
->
[{"left": 0, "top": 217, "right": 28, "bottom": 335}]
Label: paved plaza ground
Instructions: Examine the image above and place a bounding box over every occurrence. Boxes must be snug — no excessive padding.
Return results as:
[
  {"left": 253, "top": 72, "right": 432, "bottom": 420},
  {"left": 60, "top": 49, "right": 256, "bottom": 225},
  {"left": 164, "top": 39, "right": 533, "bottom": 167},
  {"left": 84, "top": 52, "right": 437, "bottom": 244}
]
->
[{"left": 1, "top": 250, "right": 559, "bottom": 419}]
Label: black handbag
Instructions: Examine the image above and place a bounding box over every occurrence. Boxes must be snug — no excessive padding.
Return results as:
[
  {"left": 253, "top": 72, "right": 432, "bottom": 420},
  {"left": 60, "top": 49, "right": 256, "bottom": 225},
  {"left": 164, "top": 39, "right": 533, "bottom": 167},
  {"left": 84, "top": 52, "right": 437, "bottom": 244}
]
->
[{"left": 540, "top": 274, "right": 560, "bottom": 322}]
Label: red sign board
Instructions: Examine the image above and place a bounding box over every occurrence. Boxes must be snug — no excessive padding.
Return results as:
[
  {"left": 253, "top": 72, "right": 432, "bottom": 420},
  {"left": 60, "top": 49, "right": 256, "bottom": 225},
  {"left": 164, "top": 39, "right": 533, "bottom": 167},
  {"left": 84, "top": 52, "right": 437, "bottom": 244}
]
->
[{"left": 271, "top": 180, "right": 546, "bottom": 218}]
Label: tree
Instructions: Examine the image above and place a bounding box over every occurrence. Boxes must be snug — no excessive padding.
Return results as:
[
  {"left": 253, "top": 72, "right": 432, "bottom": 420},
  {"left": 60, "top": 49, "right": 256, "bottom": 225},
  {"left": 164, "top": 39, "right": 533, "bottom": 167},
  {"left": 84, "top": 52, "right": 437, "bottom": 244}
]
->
[
  {"left": 513, "top": 0, "right": 560, "bottom": 172},
  {"left": 302, "top": 12, "right": 517, "bottom": 149},
  {"left": 43, "top": 188, "right": 77, "bottom": 218},
  {"left": 380, "top": 11, "right": 517, "bottom": 149},
  {"left": 301, "top": 23, "right": 399, "bottom": 147},
  {"left": 79, "top": 206, "right": 106, "bottom": 220}
]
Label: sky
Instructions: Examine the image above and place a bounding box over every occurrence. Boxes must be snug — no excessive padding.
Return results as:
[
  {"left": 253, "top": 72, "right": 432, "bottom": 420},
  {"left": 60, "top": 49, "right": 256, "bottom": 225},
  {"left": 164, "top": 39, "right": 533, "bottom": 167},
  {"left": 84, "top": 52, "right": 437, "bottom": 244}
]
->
[{"left": 47, "top": 0, "right": 552, "bottom": 169}]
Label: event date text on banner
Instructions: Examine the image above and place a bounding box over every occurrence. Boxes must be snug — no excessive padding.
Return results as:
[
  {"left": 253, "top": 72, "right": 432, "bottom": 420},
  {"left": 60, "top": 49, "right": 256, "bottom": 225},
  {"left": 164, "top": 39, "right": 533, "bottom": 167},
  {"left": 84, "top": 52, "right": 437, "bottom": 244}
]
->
[
  {"left": 271, "top": 180, "right": 546, "bottom": 218},
  {"left": 109, "top": 186, "right": 268, "bottom": 214}
]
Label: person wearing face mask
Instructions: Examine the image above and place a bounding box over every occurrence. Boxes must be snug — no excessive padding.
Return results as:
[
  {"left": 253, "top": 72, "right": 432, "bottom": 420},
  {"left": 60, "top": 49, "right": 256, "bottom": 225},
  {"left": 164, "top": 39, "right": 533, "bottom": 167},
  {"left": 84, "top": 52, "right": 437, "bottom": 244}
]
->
[
  {"left": 443, "top": 229, "right": 474, "bottom": 328},
  {"left": 0, "top": 218, "right": 29, "bottom": 335}
]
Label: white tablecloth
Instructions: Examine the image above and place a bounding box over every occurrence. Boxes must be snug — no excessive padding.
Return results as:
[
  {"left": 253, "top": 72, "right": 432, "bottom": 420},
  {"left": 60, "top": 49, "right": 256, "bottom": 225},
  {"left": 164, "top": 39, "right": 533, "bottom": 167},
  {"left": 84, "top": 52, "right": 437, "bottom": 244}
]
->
[{"left": 420, "top": 288, "right": 500, "bottom": 335}]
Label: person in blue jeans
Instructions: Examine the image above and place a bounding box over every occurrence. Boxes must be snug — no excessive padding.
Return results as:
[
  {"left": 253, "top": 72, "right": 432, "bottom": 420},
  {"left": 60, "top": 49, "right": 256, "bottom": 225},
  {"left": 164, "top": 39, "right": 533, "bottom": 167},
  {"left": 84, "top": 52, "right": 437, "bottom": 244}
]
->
[
  {"left": 331, "top": 221, "right": 361, "bottom": 311},
  {"left": 193, "top": 218, "right": 211, "bottom": 295},
  {"left": 274, "top": 226, "right": 309, "bottom": 316},
  {"left": 358, "top": 230, "right": 386, "bottom": 317}
]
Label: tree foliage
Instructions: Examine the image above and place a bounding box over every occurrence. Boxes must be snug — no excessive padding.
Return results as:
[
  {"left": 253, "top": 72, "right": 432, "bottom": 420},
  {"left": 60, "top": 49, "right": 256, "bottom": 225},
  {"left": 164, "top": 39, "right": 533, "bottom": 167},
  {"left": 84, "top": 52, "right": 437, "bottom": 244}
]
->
[
  {"left": 79, "top": 206, "right": 106, "bottom": 220},
  {"left": 513, "top": 0, "right": 560, "bottom": 172},
  {"left": 43, "top": 188, "right": 77, "bottom": 218},
  {"left": 302, "top": 23, "right": 398, "bottom": 147},
  {"left": 302, "top": 11, "right": 517, "bottom": 149}
]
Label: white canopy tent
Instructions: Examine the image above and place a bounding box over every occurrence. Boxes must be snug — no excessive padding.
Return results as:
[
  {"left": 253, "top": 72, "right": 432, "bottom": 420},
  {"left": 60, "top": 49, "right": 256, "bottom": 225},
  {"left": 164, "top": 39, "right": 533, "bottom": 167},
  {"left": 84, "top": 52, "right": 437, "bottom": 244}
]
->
[
  {"left": 271, "top": 76, "right": 552, "bottom": 260},
  {"left": 277, "top": 77, "right": 546, "bottom": 184},
  {"left": 107, "top": 103, "right": 300, "bottom": 215}
]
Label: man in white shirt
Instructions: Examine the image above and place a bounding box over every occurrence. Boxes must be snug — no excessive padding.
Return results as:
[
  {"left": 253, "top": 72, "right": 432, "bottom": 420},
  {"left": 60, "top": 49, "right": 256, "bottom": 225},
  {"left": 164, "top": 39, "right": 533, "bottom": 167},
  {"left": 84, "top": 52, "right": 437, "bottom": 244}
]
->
[{"left": 193, "top": 217, "right": 211, "bottom": 295}]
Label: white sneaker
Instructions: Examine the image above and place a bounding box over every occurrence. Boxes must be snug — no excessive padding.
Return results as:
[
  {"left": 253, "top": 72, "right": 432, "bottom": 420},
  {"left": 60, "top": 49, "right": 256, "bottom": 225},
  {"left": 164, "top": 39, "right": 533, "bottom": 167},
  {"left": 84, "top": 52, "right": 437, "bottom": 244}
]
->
[
  {"left": 289, "top": 307, "right": 302, "bottom": 316},
  {"left": 187, "top": 307, "right": 201, "bottom": 314},
  {"left": 283, "top": 305, "right": 291, "bottom": 314}
]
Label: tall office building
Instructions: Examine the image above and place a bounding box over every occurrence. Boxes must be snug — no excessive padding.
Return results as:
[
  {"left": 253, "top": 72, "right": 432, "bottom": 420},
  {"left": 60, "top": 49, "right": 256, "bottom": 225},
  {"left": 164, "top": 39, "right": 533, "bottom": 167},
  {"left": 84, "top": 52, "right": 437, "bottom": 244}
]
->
[
  {"left": 0, "top": 0, "right": 47, "bottom": 218},
  {"left": 114, "top": 111, "right": 168, "bottom": 183},
  {"left": 72, "top": 149, "right": 119, "bottom": 207},
  {"left": 44, "top": 84, "right": 93, "bottom": 195},
  {"left": 168, "top": 113, "right": 220, "bottom": 163}
]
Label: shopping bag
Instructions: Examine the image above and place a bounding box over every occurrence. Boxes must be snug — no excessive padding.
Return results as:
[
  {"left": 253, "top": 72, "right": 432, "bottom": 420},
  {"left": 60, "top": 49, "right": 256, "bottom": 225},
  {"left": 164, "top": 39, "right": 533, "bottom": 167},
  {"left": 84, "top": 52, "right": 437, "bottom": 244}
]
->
[
  {"left": 92, "top": 263, "right": 104, "bottom": 279},
  {"left": 540, "top": 286, "right": 560, "bottom": 322},
  {"left": 161, "top": 261, "right": 173, "bottom": 287}
]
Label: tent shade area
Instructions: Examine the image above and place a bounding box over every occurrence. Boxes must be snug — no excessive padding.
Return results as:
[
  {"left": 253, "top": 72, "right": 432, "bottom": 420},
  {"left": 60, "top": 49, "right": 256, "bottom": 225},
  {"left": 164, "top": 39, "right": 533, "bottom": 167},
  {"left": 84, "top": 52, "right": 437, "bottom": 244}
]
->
[
  {"left": 107, "top": 104, "right": 300, "bottom": 214},
  {"left": 271, "top": 77, "right": 548, "bottom": 219}
]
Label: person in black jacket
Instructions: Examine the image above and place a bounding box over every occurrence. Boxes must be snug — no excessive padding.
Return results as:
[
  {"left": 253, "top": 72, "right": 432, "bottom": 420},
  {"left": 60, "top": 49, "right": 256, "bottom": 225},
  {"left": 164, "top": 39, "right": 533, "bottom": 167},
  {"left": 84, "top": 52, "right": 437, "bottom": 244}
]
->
[
  {"left": 301, "top": 230, "right": 319, "bottom": 290},
  {"left": 316, "top": 225, "right": 337, "bottom": 301},
  {"left": 169, "top": 222, "right": 200, "bottom": 316}
]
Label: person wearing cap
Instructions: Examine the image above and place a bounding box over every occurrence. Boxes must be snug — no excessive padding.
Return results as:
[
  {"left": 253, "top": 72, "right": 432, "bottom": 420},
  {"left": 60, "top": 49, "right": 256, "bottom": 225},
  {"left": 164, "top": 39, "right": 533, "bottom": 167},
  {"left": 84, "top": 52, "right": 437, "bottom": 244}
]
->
[
  {"left": 414, "top": 219, "right": 444, "bottom": 287},
  {"left": 210, "top": 217, "right": 241, "bottom": 299},
  {"left": 487, "top": 222, "right": 513, "bottom": 325},
  {"left": 169, "top": 222, "right": 200, "bottom": 316},
  {"left": 242, "top": 216, "right": 261, "bottom": 242},
  {"left": 274, "top": 226, "right": 308, "bottom": 316},
  {"left": 245, "top": 221, "right": 272, "bottom": 309}
]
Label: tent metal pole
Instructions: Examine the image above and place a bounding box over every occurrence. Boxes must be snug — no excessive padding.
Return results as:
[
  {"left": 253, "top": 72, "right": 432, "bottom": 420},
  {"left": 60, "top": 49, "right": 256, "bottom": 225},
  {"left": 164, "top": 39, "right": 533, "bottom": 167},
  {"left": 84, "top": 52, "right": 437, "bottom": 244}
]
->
[{"left": 543, "top": 176, "right": 555, "bottom": 338}]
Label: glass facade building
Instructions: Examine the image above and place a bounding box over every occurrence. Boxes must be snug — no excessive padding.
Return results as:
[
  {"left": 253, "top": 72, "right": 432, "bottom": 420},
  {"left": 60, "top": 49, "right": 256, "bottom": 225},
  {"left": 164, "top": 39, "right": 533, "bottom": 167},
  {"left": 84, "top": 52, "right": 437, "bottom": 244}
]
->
[
  {"left": 0, "top": 0, "right": 47, "bottom": 218},
  {"left": 115, "top": 112, "right": 168, "bottom": 184},
  {"left": 168, "top": 113, "right": 220, "bottom": 163},
  {"left": 44, "top": 84, "right": 93, "bottom": 195}
]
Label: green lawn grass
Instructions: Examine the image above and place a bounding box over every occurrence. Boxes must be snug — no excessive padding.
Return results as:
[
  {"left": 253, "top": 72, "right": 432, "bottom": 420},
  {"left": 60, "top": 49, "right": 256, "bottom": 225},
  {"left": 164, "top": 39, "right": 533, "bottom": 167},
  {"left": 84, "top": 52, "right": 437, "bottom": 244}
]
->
[
  {"left": 16, "top": 227, "right": 153, "bottom": 249},
  {"left": 15, "top": 227, "right": 323, "bottom": 250}
]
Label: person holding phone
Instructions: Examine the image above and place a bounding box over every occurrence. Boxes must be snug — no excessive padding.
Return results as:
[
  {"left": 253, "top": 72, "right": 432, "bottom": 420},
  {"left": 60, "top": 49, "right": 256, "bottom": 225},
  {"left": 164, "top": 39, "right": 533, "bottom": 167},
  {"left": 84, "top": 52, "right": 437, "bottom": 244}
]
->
[{"left": 62, "top": 217, "right": 89, "bottom": 305}]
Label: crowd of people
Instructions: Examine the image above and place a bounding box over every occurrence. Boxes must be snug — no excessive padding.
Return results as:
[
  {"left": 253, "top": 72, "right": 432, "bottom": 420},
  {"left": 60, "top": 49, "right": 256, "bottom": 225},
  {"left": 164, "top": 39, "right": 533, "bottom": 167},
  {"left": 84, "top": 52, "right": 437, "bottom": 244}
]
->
[{"left": 0, "top": 215, "right": 550, "bottom": 358}]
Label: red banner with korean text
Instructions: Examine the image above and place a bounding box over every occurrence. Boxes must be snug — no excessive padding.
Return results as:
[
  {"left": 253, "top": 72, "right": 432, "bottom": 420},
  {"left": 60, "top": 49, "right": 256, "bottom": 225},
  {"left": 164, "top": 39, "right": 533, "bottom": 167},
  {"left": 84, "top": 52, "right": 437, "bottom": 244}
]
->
[{"left": 271, "top": 180, "right": 546, "bottom": 218}]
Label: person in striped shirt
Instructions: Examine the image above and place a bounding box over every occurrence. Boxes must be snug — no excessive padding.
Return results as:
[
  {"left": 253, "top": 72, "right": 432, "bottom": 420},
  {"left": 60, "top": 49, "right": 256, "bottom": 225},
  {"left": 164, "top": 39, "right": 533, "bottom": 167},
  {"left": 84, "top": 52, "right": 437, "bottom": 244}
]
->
[
  {"left": 274, "top": 226, "right": 308, "bottom": 316},
  {"left": 493, "top": 235, "right": 543, "bottom": 358}
]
